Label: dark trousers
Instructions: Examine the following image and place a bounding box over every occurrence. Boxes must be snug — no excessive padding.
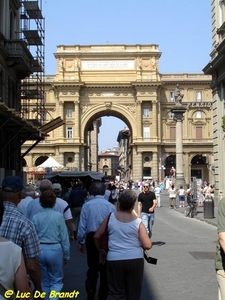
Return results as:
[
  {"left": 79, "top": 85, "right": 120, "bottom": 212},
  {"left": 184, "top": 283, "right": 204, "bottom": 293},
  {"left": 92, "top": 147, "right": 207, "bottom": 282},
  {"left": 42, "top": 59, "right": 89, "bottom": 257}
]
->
[
  {"left": 85, "top": 232, "right": 108, "bottom": 300},
  {"left": 107, "top": 258, "right": 144, "bottom": 300}
]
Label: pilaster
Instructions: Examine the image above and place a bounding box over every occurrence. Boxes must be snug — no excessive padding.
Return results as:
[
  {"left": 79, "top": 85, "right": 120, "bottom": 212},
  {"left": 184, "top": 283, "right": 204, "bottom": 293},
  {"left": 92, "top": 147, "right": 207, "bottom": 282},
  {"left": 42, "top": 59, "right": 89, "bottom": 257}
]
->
[
  {"left": 136, "top": 100, "right": 142, "bottom": 141},
  {"left": 74, "top": 101, "right": 80, "bottom": 143},
  {"left": 132, "top": 148, "right": 142, "bottom": 180},
  {"left": 152, "top": 101, "right": 157, "bottom": 138},
  {"left": 152, "top": 152, "right": 158, "bottom": 180},
  {"left": 57, "top": 101, "right": 64, "bottom": 139},
  {"left": 74, "top": 152, "right": 80, "bottom": 170}
]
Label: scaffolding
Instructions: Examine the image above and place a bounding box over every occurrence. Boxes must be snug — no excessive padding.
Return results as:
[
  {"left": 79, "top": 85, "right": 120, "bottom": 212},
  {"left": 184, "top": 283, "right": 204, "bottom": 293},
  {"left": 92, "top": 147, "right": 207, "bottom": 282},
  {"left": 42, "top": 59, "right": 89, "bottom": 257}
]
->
[{"left": 20, "top": 0, "right": 45, "bottom": 126}]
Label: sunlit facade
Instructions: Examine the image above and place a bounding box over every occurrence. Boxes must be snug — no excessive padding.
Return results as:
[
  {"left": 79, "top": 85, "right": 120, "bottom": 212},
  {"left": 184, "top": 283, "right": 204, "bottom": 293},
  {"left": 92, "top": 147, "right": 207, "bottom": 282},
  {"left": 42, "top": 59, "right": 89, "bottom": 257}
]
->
[{"left": 22, "top": 45, "right": 213, "bottom": 185}]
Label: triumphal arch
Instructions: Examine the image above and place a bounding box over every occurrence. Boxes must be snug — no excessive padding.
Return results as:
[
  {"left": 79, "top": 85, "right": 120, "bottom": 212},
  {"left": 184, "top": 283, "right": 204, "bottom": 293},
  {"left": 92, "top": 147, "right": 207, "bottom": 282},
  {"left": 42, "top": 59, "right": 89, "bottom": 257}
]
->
[{"left": 23, "top": 44, "right": 213, "bottom": 183}]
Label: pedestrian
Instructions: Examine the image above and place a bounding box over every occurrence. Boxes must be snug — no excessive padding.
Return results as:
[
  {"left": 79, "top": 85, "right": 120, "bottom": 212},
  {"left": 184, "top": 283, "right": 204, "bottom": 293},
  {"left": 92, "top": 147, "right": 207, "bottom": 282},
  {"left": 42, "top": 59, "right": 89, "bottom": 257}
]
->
[
  {"left": 177, "top": 185, "right": 186, "bottom": 207},
  {"left": 52, "top": 183, "right": 75, "bottom": 243},
  {"left": 168, "top": 184, "right": 177, "bottom": 209},
  {"left": 0, "top": 191, "right": 33, "bottom": 298},
  {"left": 32, "top": 190, "right": 70, "bottom": 299},
  {"left": 154, "top": 185, "right": 161, "bottom": 207},
  {"left": 186, "top": 184, "right": 192, "bottom": 206},
  {"left": 77, "top": 181, "right": 116, "bottom": 300},
  {"left": 137, "top": 182, "right": 157, "bottom": 238},
  {"left": 0, "top": 176, "right": 42, "bottom": 292},
  {"left": 17, "top": 185, "right": 36, "bottom": 214},
  {"left": 94, "top": 189, "right": 152, "bottom": 300},
  {"left": 215, "top": 196, "right": 225, "bottom": 300},
  {"left": 26, "top": 179, "right": 75, "bottom": 244},
  {"left": 68, "top": 180, "right": 88, "bottom": 239},
  {"left": 203, "top": 183, "right": 212, "bottom": 199}
]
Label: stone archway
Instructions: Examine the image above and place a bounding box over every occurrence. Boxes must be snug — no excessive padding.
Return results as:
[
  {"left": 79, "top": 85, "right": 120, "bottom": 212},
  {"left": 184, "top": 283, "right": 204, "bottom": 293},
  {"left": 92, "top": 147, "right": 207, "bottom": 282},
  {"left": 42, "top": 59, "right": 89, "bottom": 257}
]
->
[
  {"left": 191, "top": 154, "right": 207, "bottom": 180},
  {"left": 164, "top": 155, "right": 176, "bottom": 177}
]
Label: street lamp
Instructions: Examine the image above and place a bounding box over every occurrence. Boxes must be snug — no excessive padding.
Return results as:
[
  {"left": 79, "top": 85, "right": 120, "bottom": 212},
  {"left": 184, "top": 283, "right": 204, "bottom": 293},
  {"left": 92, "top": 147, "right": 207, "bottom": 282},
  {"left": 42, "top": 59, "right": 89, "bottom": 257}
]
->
[{"left": 159, "top": 165, "right": 166, "bottom": 181}]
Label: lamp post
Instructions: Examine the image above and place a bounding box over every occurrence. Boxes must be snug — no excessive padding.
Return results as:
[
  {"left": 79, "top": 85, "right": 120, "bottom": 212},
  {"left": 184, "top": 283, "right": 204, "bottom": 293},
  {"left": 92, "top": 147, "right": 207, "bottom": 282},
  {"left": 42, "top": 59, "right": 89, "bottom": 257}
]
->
[
  {"left": 159, "top": 165, "right": 166, "bottom": 182},
  {"left": 171, "top": 84, "right": 187, "bottom": 188}
]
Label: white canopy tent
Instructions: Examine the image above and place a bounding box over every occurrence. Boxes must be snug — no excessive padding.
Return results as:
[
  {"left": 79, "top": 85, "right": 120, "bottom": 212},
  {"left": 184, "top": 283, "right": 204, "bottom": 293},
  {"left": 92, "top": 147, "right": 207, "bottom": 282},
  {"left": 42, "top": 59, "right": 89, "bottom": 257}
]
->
[{"left": 37, "top": 156, "right": 64, "bottom": 168}]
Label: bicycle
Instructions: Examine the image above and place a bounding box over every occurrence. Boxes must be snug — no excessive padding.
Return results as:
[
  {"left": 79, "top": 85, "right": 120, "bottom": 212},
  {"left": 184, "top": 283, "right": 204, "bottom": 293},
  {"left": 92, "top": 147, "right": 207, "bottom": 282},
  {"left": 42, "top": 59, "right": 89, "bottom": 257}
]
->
[{"left": 184, "top": 200, "right": 198, "bottom": 218}]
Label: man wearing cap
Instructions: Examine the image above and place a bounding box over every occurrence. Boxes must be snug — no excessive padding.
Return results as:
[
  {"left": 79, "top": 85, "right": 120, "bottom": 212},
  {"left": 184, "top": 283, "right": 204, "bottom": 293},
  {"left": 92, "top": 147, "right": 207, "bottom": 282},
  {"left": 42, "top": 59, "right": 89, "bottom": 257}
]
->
[
  {"left": 0, "top": 175, "right": 42, "bottom": 292},
  {"left": 26, "top": 179, "right": 74, "bottom": 243}
]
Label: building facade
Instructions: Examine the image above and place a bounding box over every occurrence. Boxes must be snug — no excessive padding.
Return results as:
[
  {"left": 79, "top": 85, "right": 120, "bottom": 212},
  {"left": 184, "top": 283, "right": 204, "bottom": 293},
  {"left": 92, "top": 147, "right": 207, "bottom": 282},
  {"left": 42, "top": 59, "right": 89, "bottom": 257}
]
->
[
  {"left": 203, "top": 0, "right": 225, "bottom": 204},
  {"left": 98, "top": 148, "right": 119, "bottom": 180},
  {"left": 21, "top": 44, "right": 214, "bottom": 185},
  {"left": 0, "top": 0, "right": 45, "bottom": 182}
]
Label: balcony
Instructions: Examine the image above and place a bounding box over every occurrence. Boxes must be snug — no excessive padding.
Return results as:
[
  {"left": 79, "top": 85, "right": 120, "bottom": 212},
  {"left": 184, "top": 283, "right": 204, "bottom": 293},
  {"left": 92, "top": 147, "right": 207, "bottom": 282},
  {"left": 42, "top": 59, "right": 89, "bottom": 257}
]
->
[{"left": 5, "top": 39, "right": 33, "bottom": 79}]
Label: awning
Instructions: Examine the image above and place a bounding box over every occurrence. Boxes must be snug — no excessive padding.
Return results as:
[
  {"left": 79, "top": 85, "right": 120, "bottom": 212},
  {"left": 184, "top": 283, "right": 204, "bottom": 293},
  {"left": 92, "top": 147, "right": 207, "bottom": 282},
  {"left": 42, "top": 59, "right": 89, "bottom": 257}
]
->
[{"left": 45, "top": 171, "right": 105, "bottom": 181}]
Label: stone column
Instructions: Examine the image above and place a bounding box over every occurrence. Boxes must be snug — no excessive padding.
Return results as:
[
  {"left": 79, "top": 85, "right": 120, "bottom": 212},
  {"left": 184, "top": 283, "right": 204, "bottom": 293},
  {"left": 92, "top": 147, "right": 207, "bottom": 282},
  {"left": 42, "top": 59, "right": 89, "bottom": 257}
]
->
[
  {"left": 171, "top": 104, "right": 187, "bottom": 188},
  {"left": 171, "top": 85, "right": 187, "bottom": 188}
]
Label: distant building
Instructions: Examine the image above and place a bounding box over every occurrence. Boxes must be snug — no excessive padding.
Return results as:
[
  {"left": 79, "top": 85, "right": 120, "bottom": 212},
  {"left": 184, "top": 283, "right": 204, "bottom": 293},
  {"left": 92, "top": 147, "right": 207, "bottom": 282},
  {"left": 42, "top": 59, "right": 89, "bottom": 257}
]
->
[
  {"left": 117, "top": 127, "right": 131, "bottom": 180},
  {"left": 98, "top": 148, "right": 119, "bottom": 179}
]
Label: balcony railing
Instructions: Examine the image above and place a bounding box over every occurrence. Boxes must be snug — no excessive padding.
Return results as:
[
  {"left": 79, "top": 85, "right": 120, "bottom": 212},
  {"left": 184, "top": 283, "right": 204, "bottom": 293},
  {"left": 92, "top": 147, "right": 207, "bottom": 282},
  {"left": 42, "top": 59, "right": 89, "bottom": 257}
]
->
[{"left": 5, "top": 39, "right": 33, "bottom": 78}]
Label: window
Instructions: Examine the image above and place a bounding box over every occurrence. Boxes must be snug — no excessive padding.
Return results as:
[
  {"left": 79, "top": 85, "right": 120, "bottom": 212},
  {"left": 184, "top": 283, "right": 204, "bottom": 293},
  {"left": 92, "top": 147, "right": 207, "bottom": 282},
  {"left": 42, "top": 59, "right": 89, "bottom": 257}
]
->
[
  {"left": 170, "top": 92, "right": 175, "bottom": 102},
  {"left": 170, "top": 127, "right": 176, "bottom": 139},
  {"left": 144, "top": 156, "right": 150, "bottom": 162},
  {"left": 219, "top": 1, "right": 225, "bottom": 27},
  {"left": 143, "top": 126, "right": 150, "bottom": 139},
  {"left": 196, "top": 91, "right": 202, "bottom": 102},
  {"left": 196, "top": 111, "right": 202, "bottom": 118},
  {"left": 67, "top": 127, "right": 73, "bottom": 139},
  {"left": 143, "top": 167, "right": 151, "bottom": 177},
  {"left": 196, "top": 127, "right": 202, "bottom": 139},
  {"left": 143, "top": 108, "right": 150, "bottom": 117},
  {"left": 67, "top": 157, "right": 73, "bottom": 162},
  {"left": 66, "top": 109, "right": 73, "bottom": 118}
]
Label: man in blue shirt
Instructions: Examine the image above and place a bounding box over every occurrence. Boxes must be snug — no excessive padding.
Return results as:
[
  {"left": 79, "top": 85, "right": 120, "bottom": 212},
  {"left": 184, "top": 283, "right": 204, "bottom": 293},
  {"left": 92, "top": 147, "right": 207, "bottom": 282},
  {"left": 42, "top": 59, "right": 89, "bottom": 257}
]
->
[{"left": 77, "top": 181, "right": 116, "bottom": 300}]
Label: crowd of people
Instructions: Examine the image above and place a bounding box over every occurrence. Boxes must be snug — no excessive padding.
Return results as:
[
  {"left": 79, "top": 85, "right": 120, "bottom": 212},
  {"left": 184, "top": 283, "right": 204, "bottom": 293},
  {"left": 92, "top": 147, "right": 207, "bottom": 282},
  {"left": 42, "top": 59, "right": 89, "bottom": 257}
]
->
[
  {"left": 0, "top": 176, "right": 155, "bottom": 300},
  {"left": 0, "top": 174, "right": 222, "bottom": 300}
]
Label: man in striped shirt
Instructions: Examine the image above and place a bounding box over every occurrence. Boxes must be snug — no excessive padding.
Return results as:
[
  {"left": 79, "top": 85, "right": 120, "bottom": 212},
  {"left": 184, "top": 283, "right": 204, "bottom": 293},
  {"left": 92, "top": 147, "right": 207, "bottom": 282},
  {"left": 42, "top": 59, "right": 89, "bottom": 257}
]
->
[{"left": 0, "top": 176, "right": 42, "bottom": 292}]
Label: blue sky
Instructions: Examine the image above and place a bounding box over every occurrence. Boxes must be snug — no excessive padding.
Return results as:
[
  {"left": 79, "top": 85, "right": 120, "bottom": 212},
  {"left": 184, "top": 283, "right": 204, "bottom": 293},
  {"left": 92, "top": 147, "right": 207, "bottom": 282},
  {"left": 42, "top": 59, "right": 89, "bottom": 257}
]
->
[{"left": 42, "top": 0, "right": 211, "bottom": 151}]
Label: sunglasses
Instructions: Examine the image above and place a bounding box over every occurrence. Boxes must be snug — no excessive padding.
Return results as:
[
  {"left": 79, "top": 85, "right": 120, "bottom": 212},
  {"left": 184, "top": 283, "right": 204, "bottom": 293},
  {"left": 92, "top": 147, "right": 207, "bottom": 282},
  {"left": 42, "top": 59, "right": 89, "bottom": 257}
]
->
[{"left": 144, "top": 186, "right": 149, "bottom": 188}]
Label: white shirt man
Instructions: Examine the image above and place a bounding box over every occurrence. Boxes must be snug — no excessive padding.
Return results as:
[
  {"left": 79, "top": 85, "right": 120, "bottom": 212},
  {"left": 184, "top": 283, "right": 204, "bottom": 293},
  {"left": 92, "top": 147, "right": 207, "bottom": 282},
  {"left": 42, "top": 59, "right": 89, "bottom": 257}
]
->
[{"left": 154, "top": 186, "right": 161, "bottom": 207}]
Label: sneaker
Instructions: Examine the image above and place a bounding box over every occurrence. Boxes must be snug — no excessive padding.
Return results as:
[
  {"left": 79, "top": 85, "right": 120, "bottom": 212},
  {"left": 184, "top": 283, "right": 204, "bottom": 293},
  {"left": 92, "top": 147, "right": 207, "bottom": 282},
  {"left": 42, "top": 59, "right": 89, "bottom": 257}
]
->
[{"left": 179, "top": 205, "right": 182, "bottom": 208}]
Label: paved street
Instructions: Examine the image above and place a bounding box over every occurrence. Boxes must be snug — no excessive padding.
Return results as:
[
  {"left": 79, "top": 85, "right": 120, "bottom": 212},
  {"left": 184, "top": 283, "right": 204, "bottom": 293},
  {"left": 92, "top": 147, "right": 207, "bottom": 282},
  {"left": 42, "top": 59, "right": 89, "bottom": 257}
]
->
[{"left": 62, "top": 193, "right": 218, "bottom": 300}]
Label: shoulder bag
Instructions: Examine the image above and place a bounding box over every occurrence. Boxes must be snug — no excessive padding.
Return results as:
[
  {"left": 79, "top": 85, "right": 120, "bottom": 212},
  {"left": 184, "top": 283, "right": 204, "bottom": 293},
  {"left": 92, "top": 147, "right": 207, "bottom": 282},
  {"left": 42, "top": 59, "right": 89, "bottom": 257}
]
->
[{"left": 99, "top": 212, "right": 112, "bottom": 252}]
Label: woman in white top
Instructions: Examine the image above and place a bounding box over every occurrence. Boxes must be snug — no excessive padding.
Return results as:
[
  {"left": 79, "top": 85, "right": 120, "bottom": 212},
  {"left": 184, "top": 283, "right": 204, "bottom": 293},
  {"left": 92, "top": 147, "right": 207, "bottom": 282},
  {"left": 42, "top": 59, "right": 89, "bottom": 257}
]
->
[
  {"left": 168, "top": 184, "right": 177, "bottom": 209},
  {"left": 0, "top": 195, "right": 33, "bottom": 299},
  {"left": 94, "top": 190, "right": 152, "bottom": 300}
]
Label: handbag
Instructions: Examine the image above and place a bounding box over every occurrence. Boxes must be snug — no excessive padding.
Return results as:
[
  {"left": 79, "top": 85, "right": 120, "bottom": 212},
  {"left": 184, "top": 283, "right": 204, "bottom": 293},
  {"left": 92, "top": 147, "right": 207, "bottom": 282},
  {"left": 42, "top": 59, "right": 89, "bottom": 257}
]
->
[
  {"left": 143, "top": 250, "right": 158, "bottom": 265},
  {"left": 99, "top": 212, "right": 112, "bottom": 252}
]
